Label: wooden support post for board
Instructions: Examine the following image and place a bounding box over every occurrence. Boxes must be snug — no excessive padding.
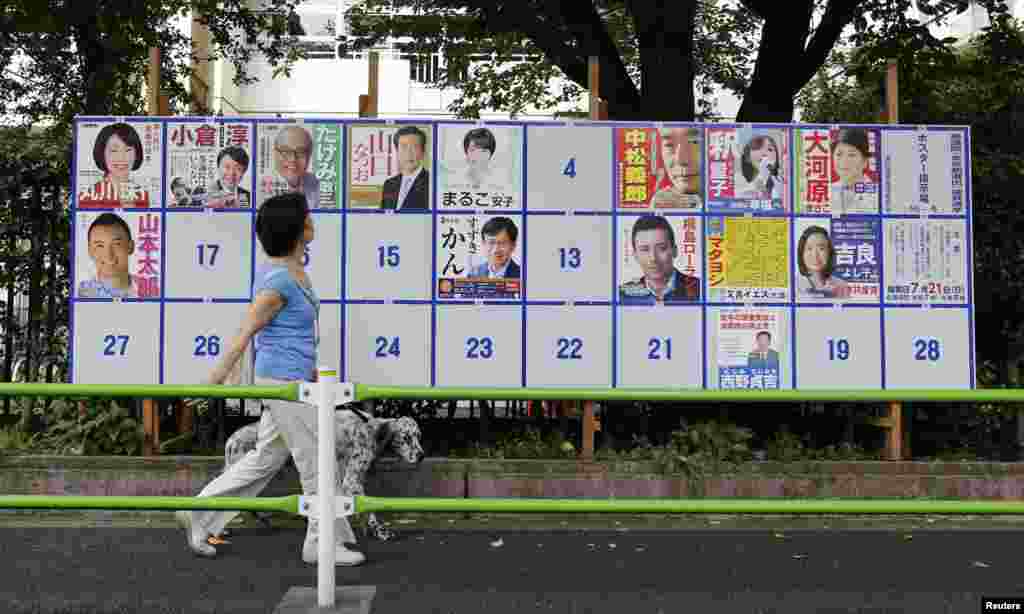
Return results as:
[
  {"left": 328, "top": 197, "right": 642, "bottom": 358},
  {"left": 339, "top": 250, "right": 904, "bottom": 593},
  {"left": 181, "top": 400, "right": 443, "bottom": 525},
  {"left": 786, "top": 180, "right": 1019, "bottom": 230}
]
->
[
  {"left": 148, "top": 47, "right": 161, "bottom": 116},
  {"left": 359, "top": 51, "right": 380, "bottom": 118},
  {"left": 587, "top": 56, "right": 607, "bottom": 121},
  {"left": 177, "top": 400, "right": 193, "bottom": 445},
  {"left": 581, "top": 401, "right": 600, "bottom": 460},
  {"left": 143, "top": 46, "right": 162, "bottom": 457},
  {"left": 578, "top": 55, "right": 605, "bottom": 459},
  {"left": 882, "top": 58, "right": 904, "bottom": 461}
]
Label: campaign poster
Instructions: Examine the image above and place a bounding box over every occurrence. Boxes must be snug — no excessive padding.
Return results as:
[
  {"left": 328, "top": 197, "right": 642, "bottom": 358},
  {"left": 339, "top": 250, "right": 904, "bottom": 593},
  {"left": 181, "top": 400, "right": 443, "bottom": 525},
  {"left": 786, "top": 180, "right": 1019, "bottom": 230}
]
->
[
  {"left": 436, "top": 213, "right": 523, "bottom": 300},
  {"left": 165, "top": 121, "right": 254, "bottom": 208},
  {"left": 75, "top": 120, "right": 162, "bottom": 209},
  {"left": 883, "top": 128, "right": 967, "bottom": 214},
  {"left": 618, "top": 214, "right": 701, "bottom": 304},
  {"left": 616, "top": 126, "right": 703, "bottom": 210},
  {"left": 705, "top": 216, "right": 789, "bottom": 302},
  {"left": 346, "top": 123, "right": 433, "bottom": 210},
  {"left": 794, "top": 126, "right": 881, "bottom": 215},
  {"left": 256, "top": 122, "right": 341, "bottom": 209},
  {"left": 715, "top": 307, "right": 785, "bottom": 390},
  {"left": 706, "top": 126, "right": 790, "bottom": 213},
  {"left": 75, "top": 211, "right": 162, "bottom": 299},
  {"left": 793, "top": 218, "right": 880, "bottom": 302},
  {"left": 436, "top": 124, "right": 523, "bottom": 211},
  {"left": 883, "top": 219, "right": 968, "bottom": 304}
]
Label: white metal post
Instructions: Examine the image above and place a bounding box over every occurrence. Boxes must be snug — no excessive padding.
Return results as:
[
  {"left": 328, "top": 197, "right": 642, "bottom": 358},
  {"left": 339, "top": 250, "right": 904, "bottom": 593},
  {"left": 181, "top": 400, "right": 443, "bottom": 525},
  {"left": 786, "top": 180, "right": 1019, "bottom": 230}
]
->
[{"left": 316, "top": 366, "right": 337, "bottom": 607}]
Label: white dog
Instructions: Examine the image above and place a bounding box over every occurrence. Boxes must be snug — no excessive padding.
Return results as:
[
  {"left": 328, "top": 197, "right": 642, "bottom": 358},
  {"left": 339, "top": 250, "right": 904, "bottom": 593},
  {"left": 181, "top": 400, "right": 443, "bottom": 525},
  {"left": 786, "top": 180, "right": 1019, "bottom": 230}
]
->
[{"left": 216, "top": 408, "right": 424, "bottom": 542}]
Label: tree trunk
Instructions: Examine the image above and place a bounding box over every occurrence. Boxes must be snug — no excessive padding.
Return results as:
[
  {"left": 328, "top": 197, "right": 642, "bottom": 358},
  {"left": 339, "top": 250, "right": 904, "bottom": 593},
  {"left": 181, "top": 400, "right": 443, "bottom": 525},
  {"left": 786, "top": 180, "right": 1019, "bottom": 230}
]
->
[
  {"left": 631, "top": 0, "right": 698, "bottom": 121},
  {"left": 735, "top": 1, "right": 813, "bottom": 123}
]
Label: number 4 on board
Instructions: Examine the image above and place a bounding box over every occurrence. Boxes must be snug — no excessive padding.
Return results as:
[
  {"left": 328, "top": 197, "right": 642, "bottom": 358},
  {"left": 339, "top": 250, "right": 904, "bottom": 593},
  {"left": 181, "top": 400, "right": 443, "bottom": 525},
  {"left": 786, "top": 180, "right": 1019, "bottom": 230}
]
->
[{"left": 563, "top": 158, "right": 577, "bottom": 178}]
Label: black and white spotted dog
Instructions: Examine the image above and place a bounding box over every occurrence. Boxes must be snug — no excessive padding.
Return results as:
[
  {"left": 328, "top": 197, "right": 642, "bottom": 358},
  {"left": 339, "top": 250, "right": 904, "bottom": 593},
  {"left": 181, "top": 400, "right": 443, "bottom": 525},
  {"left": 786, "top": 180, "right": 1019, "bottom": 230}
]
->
[{"left": 218, "top": 408, "right": 424, "bottom": 542}]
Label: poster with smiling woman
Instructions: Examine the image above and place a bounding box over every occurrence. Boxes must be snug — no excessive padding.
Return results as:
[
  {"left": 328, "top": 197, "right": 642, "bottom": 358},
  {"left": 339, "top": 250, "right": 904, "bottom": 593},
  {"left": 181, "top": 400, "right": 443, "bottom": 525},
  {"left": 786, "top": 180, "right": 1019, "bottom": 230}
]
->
[
  {"left": 793, "top": 218, "right": 880, "bottom": 303},
  {"left": 705, "top": 126, "right": 790, "bottom": 213},
  {"left": 76, "top": 120, "right": 162, "bottom": 209},
  {"left": 795, "top": 126, "right": 880, "bottom": 215}
]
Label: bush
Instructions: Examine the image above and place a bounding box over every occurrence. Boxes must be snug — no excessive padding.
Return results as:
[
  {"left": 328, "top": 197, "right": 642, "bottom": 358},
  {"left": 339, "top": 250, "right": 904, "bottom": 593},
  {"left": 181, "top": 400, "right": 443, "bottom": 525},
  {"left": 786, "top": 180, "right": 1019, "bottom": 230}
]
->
[{"left": 35, "top": 399, "right": 143, "bottom": 455}]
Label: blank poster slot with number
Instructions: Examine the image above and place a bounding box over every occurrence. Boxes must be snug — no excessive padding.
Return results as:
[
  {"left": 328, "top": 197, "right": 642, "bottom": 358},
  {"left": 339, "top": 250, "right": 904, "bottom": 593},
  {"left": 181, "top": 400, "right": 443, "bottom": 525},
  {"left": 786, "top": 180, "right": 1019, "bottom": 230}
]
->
[
  {"left": 345, "top": 215, "right": 432, "bottom": 300},
  {"left": 794, "top": 308, "right": 882, "bottom": 389},
  {"left": 617, "top": 306, "right": 703, "bottom": 388},
  {"left": 72, "top": 302, "right": 160, "bottom": 384},
  {"left": 165, "top": 212, "right": 253, "bottom": 299},
  {"left": 525, "top": 125, "right": 614, "bottom": 212},
  {"left": 435, "top": 304, "right": 522, "bottom": 387},
  {"left": 525, "top": 306, "right": 612, "bottom": 387},
  {"left": 883, "top": 308, "right": 971, "bottom": 389},
  {"left": 345, "top": 304, "right": 430, "bottom": 386},
  {"left": 162, "top": 302, "right": 248, "bottom": 385},
  {"left": 526, "top": 215, "right": 612, "bottom": 301}
]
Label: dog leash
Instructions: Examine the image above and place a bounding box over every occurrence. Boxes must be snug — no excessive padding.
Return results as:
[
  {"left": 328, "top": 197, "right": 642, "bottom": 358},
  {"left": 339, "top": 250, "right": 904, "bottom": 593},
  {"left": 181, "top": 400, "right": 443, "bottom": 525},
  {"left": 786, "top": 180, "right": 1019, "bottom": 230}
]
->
[{"left": 335, "top": 402, "right": 370, "bottom": 423}]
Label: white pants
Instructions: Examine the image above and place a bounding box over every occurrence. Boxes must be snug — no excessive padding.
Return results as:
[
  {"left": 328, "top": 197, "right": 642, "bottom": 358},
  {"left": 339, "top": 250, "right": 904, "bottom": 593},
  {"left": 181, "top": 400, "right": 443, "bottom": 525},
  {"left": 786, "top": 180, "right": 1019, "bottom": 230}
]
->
[{"left": 191, "top": 377, "right": 356, "bottom": 544}]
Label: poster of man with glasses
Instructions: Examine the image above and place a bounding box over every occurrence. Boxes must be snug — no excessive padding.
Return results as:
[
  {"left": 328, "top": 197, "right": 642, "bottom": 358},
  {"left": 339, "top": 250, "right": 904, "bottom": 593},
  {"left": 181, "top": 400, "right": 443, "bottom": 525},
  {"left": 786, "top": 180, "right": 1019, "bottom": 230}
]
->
[{"left": 256, "top": 122, "right": 340, "bottom": 209}]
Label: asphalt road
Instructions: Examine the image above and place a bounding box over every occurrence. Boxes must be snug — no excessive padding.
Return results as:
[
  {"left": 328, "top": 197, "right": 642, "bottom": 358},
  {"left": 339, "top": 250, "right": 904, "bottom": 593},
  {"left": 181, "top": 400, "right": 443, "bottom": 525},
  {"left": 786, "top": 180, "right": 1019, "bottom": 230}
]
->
[{"left": 3, "top": 522, "right": 1024, "bottom": 613}]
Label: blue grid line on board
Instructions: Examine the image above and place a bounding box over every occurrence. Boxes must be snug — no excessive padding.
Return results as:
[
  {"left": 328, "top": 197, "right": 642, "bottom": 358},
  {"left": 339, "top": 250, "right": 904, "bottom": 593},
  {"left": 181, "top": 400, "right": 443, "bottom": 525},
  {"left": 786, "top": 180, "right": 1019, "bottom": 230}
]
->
[
  {"left": 73, "top": 297, "right": 161, "bottom": 304},
  {"left": 345, "top": 299, "right": 433, "bottom": 305},
  {"left": 343, "top": 209, "right": 430, "bottom": 215},
  {"left": 433, "top": 208, "right": 526, "bottom": 216},
  {"left": 162, "top": 298, "right": 254, "bottom": 304},
  {"left": 795, "top": 303, "right": 886, "bottom": 309},
  {"left": 881, "top": 303, "right": 970, "bottom": 310},
  {"left": 159, "top": 173, "right": 167, "bottom": 384},
  {"left": 788, "top": 132, "right": 798, "bottom": 389},
  {"left": 610, "top": 126, "right": 618, "bottom": 387},
  {"left": 878, "top": 130, "right": 889, "bottom": 389},
  {"left": 69, "top": 121, "right": 79, "bottom": 384},
  {"left": 705, "top": 302, "right": 794, "bottom": 308},
  {"left": 339, "top": 123, "right": 347, "bottom": 381},
  {"left": 521, "top": 125, "right": 528, "bottom": 388},
  {"left": 430, "top": 123, "right": 438, "bottom": 387},
  {"left": 700, "top": 128, "right": 708, "bottom": 390},
  {"left": 964, "top": 126, "right": 976, "bottom": 388}
]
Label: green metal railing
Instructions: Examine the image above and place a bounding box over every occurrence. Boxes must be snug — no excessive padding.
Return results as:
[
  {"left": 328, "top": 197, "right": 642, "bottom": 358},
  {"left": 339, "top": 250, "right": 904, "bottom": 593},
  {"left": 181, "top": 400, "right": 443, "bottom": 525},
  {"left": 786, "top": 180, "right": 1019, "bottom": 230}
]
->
[
  {"left": 3, "top": 382, "right": 1024, "bottom": 403},
  {"left": 1, "top": 494, "right": 1024, "bottom": 516},
  {"left": 1, "top": 380, "right": 1023, "bottom": 608},
  {"left": 355, "top": 385, "right": 1024, "bottom": 403}
]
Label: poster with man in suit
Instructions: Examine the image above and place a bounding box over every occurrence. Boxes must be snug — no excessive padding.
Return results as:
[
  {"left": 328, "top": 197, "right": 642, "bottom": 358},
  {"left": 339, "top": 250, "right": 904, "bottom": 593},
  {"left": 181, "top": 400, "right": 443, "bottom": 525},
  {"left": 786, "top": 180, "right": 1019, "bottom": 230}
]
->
[{"left": 347, "top": 123, "right": 433, "bottom": 210}]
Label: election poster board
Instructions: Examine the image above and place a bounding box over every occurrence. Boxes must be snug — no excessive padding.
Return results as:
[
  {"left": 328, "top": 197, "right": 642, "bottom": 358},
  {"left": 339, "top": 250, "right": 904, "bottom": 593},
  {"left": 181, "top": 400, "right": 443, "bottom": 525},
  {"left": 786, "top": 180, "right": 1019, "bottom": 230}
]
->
[{"left": 69, "top": 118, "right": 975, "bottom": 392}]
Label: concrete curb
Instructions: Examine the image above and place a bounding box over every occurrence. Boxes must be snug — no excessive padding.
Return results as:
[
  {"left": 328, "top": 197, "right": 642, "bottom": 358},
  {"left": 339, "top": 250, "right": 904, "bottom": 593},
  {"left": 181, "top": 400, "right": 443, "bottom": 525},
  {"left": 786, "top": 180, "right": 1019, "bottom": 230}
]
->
[{"left": 3, "top": 456, "right": 1024, "bottom": 500}]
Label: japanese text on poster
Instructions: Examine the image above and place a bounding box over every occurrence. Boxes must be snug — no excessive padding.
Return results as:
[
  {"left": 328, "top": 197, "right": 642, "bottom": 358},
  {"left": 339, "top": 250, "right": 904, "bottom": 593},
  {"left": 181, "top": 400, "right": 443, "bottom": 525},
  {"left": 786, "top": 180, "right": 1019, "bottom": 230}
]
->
[
  {"left": 616, "top": 127, "right": 703, "bottom": 209},
  {"left": 706, "top": 217, "right": 789, "bottom": 302}
]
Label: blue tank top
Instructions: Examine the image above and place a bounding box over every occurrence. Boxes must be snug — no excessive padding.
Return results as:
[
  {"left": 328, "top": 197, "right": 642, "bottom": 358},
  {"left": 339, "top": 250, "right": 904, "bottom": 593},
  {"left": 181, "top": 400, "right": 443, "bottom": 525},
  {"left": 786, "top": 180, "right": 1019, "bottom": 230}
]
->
[{"left": 252, "top": 264, "right": 319, "bottom": 381}]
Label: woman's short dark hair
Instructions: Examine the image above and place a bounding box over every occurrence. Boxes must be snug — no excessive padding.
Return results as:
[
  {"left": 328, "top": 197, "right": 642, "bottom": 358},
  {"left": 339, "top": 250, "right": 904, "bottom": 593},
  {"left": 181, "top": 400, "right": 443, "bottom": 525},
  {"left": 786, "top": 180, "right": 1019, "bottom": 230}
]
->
[
  {"left": 740, "top": 134, "right": 779, "bottom": 183},
  {"left": 93, "top": 123, "right": 144, "bottom": 173},
  {"left": 830, "top": 128, "right": 871, "bottom": 159},
  {"left": 256, "top": 193, "right": 310, "bottom": 257},
  {"left": 463, "top": 128, "right": 496, "bottom": 156},
  {"left": 217, "top": 146, "right": 250, "bottom": 170},
  {"left": 797, "top": 225, "right": 835, "bottom": 277}
]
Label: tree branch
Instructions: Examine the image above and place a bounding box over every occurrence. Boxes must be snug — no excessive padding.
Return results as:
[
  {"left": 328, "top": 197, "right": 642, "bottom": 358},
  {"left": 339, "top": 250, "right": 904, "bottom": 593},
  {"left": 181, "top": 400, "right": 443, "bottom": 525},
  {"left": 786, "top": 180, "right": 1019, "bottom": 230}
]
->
[
  {"left": 465, "top": 1, "right": 589, "bottom": 86},
  {"left": 795, "top": 0, "right": 865, "bottom": 87}
]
